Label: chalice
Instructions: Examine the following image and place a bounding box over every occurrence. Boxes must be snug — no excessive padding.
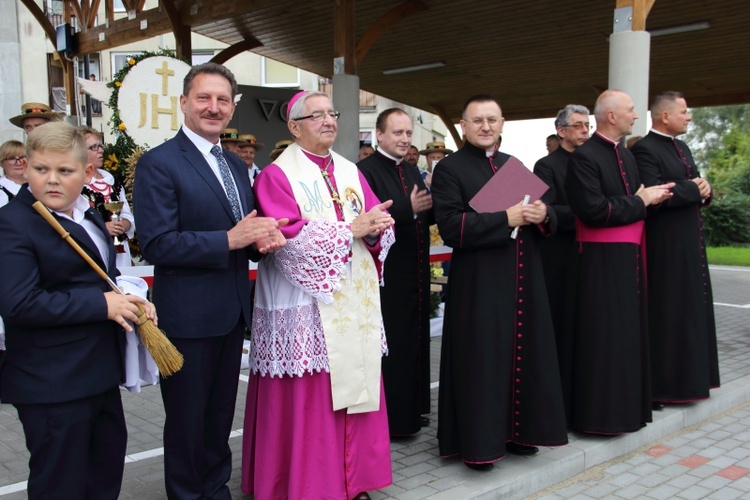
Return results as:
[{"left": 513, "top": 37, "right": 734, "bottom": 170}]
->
[{"left": 103, "top": 200, "right": 126, "bottom": 246}]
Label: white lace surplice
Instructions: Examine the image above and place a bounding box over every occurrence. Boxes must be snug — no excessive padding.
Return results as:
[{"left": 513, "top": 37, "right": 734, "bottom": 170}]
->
[{"left": 251, "top": 220, "right": 392, "bottom": 379}]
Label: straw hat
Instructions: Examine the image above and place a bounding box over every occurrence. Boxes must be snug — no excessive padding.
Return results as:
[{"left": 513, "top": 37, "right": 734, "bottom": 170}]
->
[
  {"left": 220, "top": 128, "right": 241, "bottom": 143},
  {"left": 238, "top": 134, "right": 265, "bottom": 151},
  {"left": 269, "top": 140, "right": 294, "bottom": 162},
  {"left": 9, "top": 102, "right": 64, "bottom": 129},
  {"left": 419, "top": 141, "right": 453, "bottom": 155}
]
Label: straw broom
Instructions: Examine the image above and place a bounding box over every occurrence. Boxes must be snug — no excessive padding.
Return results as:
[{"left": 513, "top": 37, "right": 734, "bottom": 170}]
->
[{"left": 33, "top": 201, "right": 184, "bottom": 376}]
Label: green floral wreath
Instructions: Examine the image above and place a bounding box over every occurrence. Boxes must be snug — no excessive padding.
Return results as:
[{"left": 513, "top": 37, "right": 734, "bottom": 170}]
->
[
  {"left": 103, "top": 48, "right": 185, "bottom": 181},
  {"left": 103, "top": 48, "right": 187, "bottom": 259}
]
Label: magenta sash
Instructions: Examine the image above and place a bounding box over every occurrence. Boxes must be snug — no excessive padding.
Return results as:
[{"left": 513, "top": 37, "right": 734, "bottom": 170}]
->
[{"left": 575, "top": 218, "right": 644, "bottom": 245}]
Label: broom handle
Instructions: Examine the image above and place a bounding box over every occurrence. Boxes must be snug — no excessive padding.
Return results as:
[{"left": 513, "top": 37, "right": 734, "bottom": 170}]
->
[{"left": 32, "top": 201, "right": 123, "bottom": 295}]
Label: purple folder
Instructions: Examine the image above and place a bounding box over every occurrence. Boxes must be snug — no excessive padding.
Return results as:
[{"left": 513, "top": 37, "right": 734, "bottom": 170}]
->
[{"left": 469, "top": 156, "right": 549, "bottom": 213}]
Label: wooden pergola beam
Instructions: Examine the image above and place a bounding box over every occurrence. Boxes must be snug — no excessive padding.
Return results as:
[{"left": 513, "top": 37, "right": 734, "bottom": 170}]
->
[
  {"left": 19, "top": 0, "right": 57, "bottom": 46},
  {"left": 355, "top": 0, "right": 427, "bottom": 65},
  {"left": 210, "top": 37, "right": 263, "bottom": 65},
  {"left": 73, "top": 0, "right": 264, "bottom": 56},
  {"left": 75, "top": 8, "right": 175, "bottom": 54},
  {"left": 106, "top": 0, "right": 114, "bottom": 23},
  {"left": 615, "top": 0, "right": 656, "bottom": 31},
  {"left": 429, "top": 102, "right": 463, "bottom": 148},
  {"left": 69, "top": 0, "right": 85, "bottom": 29},
  {"left": 86, "top": 0, "right": 102, "bottom": 31},
  {"left": 159, "top": 0, "right": 192, "bottom": 60},
  {"left": 334, "top": 0, "right": 356, "bottom": 75}
]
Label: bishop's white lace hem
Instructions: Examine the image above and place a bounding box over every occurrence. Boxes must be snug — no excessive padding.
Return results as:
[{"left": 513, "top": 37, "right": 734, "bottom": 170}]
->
[
  {"left": 250, "top": 301, "right": 389, "bottom": 378},
  {"left": 251, "top": 301, "right": 329, "bottom": 378},
  {"left": 378, "top": 226, "right": 396, "bottom": 285},
  {"left": 273, "top": 220, "right": 351, "bottom": 304}
]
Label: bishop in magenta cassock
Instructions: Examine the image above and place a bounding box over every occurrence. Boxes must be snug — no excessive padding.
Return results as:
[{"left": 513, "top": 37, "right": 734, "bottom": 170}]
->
[{"left": 242, "top": 91, "right": 394, "bottom": 500}]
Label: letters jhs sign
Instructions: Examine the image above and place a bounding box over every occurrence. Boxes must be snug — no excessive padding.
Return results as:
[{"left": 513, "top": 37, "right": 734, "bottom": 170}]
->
[{"left": 139, "top": 61, "right": 178, "bottom": 130}]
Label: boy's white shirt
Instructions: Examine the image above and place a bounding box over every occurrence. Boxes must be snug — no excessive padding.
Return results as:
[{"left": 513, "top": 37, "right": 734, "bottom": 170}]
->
[{"left": 116, "top": 275, "right": 159, "bottom": 392}]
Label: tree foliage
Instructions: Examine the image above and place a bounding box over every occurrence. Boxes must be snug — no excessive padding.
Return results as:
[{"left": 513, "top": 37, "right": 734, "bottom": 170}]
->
[{"left": 685, "top": 105, "right": 750, "bottom": 246}]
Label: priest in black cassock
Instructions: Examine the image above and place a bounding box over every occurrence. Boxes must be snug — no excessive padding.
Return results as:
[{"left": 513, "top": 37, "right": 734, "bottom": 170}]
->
[
  {"left": 631, "top": 91, "right": 719, "bottom": 404},
  {"left": 534, "top": 103, "right": 590, "bottom": 424},
  {"left": 565, "top": 90, "right": 674, "bottom": 435},
  {"left": 357, "top": 108, "right": 434, "bottom": 436},
  {"left": 431, "top": 94, "right": 568, "bottom": 469}
]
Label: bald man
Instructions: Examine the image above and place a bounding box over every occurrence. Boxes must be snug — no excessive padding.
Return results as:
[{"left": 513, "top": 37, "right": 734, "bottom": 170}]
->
[
  {"left": 630, "top": 91, "right": 719, "bottom": 407},
  {"left": 565, "top": 90, "right": 674, "bottom": 435}
]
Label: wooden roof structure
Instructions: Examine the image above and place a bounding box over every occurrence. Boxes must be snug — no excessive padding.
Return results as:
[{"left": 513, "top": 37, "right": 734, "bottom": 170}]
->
[{"left": 26, "top": 0, "right": 750, "bottom": 125}]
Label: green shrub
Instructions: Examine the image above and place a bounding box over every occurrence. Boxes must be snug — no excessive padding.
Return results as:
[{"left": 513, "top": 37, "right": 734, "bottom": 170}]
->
[{"left": 702, "top": 192, "right": 750, "bottom": 246}]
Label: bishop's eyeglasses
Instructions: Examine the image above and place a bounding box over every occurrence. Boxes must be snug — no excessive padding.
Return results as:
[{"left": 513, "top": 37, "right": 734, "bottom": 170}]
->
[{"left": 293, "top": 111, "right": 341, "bottom": 123}]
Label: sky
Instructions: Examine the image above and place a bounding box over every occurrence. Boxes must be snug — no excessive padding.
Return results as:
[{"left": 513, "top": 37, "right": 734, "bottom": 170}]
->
[
  {"left": 444, "top": 114, "right": 654, "bottom": 169},
  {"left": 443, "top": 117, "right": 559, "bottom": 169}
]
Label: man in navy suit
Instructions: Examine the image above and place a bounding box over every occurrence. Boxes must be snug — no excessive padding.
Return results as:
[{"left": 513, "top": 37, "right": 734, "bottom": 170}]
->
[{"left": 134, "top": 62, "right": 286, "bottom": 499}]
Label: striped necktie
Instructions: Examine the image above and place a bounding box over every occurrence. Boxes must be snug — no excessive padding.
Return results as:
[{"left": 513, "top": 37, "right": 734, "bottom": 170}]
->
[{"left": 210, "top": 145, "right": 242, "bottom": 223}]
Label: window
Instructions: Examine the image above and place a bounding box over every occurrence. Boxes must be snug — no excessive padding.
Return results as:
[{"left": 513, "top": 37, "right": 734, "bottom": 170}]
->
[
  {"left": 191, "top": 52, "right": 214, "bottom": 66},
  {"left": 113, "top": 0, "right": 126, "bottom": 12},
  {"left": 262, "top": 57, "right": 300, "bottom": 87},
  {"left": 359, "top": 131, "right": 373, "bottom": 144},
  {"left": 77, "top": 54, "right": 101, "bottom": 80},
  {"left": 111, "top": 52, "right": 143, "bottom": 78}
]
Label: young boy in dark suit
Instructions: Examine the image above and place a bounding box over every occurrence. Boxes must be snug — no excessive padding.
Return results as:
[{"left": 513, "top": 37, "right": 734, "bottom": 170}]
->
[{"left": 0, "top": 122, "right": 157, "bottom": 499}]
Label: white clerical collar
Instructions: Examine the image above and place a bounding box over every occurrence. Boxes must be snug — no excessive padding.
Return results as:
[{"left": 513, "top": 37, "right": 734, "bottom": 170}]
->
[
  {"left": 182, "top": 125, "right": 220, "bottom": 155},
  {"left": 377, "top": 149, "right": 403, "bottom": 165},
  {"left": 298, "top": 145, "right": 331, "bottom": 160},
  {"left": 594, "top": 131, "right": 621, "bottom": 145},
  {"left": 650, "top": 128, "right": 675, "bottom": 139}
]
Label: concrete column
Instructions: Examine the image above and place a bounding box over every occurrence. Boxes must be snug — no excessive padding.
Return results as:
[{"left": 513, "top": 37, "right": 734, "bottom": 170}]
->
[
  {"left": 0, "top": 0, "right": 24, "bottom": 143},
  {"left": 332, "top": 73, "right": 360, "bottom": 163},
  {"left": 609, "top": 30, "right": 651, "bottom": 138}
]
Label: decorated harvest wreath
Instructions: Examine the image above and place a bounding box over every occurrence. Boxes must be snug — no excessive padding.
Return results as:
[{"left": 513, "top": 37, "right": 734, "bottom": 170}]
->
[{"left": 101, "top": 49, "right": 188, "bottom": 258}]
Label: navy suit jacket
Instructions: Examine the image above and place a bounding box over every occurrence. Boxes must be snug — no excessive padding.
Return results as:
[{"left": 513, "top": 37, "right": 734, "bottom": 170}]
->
[
  {"left": 133, "top": 128, "right": 255, "bottom": 339},
  {"left": 0, "top": 187, "right": 123, "bottom": 405}
]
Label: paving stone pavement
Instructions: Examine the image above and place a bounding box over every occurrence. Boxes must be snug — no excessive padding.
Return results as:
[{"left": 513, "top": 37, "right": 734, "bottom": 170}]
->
[{"left": 0, "top": 265, "right": 749, "bottom": 499}]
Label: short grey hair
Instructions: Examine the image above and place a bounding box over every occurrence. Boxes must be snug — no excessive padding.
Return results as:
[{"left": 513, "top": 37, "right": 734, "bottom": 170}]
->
[
  {"left": 183, "top": 62, "right": 238, "bottom": 99},
  {"left": 554, "top": 104, "right": 591, "bottom": 129},
  {"left": 288, "top": 91, "right": 329, "bottom": 121}
]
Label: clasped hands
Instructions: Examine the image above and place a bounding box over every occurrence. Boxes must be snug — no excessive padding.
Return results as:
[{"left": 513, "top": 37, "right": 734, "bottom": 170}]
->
[
  {"left": 507, "top": 200, "right": 548, "bottom": 228},
  {"left": 635, "top": 182, "right": 676, "bottom": 206},
  {"left": 351, "top": 200, "right": 395, "bottom": 239},
  {"left": 228, "top": 210, "right": 289, "bottom": 253}
]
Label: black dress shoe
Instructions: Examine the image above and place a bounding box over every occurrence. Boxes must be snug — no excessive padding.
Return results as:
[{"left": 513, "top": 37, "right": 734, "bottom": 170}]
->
[
  {"left": 420, "top": 416, "right": 430, "bottom": 427},
  {"left": 506, "top": 442, "right": 539, "bottom": 456},
  {"left": 353, "top": 493, "right": 371, "bottom": 500},
  {"left": 464, "top": 461, "right": 494, "bottom": 471},
  {"left": 652, "top": 402, "right": 666, "bottom": 411}
]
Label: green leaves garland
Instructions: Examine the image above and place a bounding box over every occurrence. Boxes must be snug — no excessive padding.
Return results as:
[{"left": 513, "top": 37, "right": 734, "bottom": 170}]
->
[
  {"left": 103, "top": 48, "right": 183, "bottom": 181},
  {"left": 102, "top": 48, "right": 186, "bottom": 260}
]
